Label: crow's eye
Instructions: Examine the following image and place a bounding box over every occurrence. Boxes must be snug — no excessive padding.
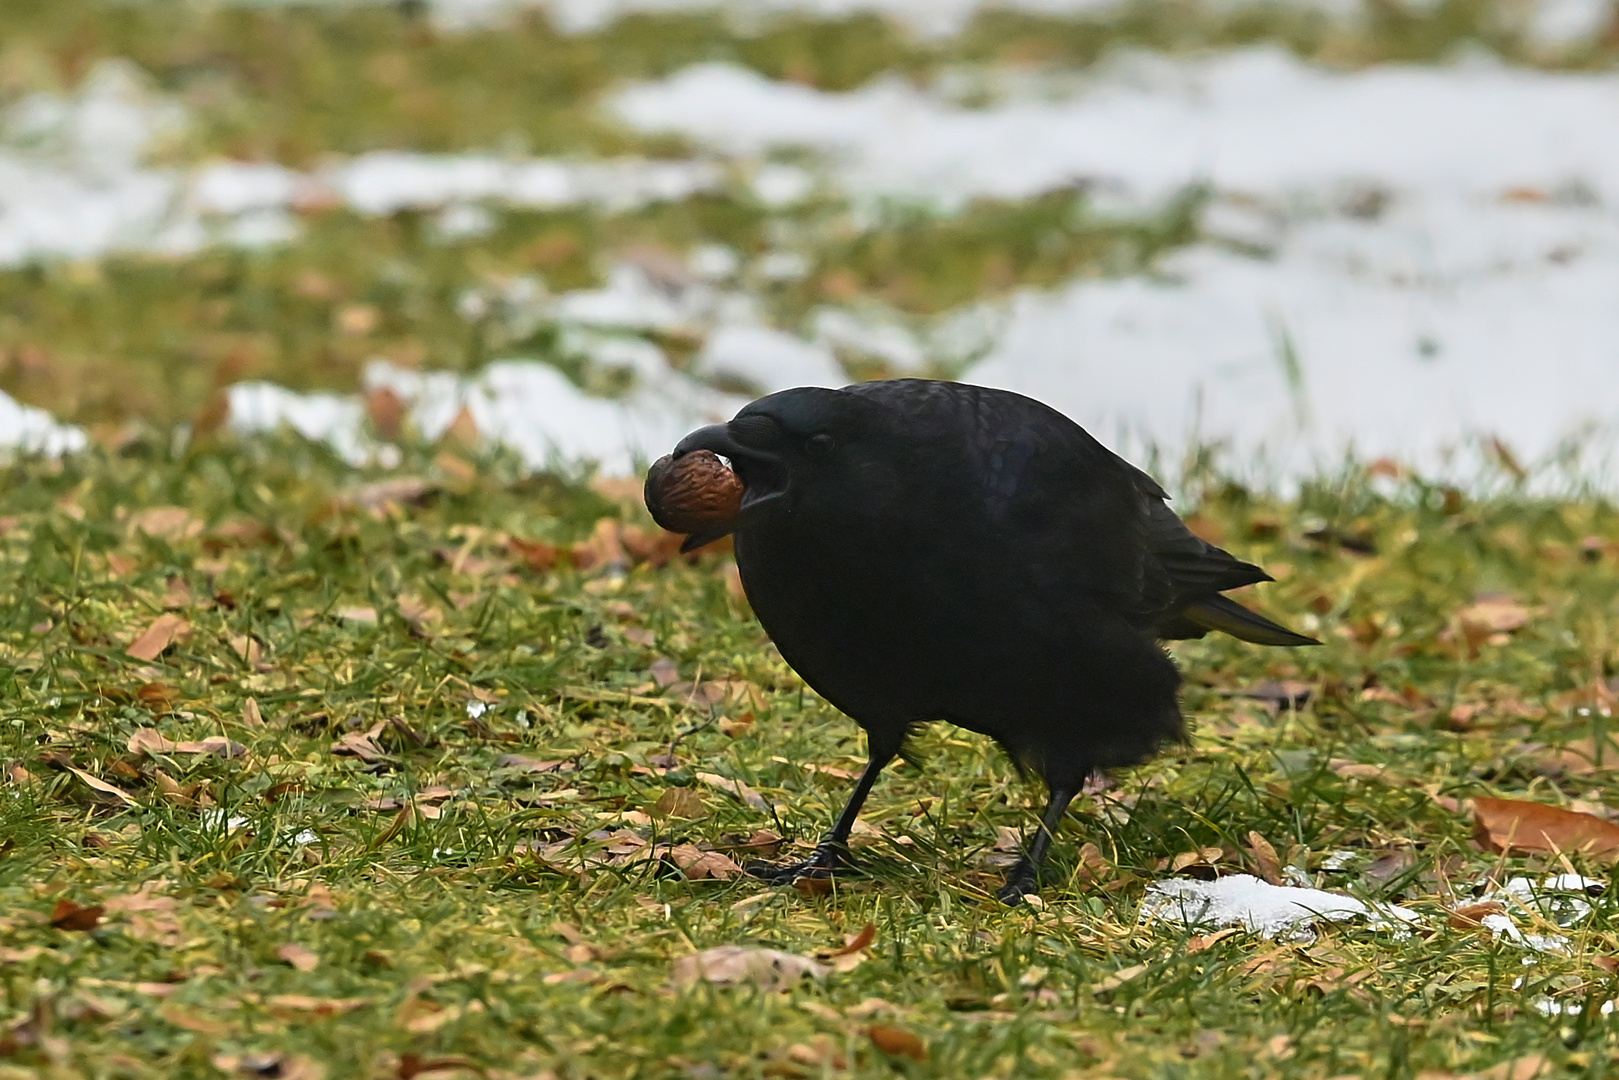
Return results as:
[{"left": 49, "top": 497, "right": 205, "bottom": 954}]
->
[{"left": 806, "top": 433, "right": 835, "bottom": 456}]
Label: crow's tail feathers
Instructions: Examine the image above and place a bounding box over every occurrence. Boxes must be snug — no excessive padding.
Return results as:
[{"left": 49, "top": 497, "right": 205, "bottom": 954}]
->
[{"left": 1175, "top": 593, "right": 1319, "bottom": 647}]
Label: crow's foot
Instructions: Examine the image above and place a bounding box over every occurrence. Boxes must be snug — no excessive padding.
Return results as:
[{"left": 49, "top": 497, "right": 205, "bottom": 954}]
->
[
  {"left": 744, "top": 841, "right": 853, "bottom": 885},
  {"left": 996, "top": 859, "right": 1040, "bottom": 905}
]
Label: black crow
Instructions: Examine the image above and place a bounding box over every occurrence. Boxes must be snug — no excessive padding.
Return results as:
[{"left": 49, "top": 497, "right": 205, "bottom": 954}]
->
[{"left": 650, "top": 379, "right": 1316, "bottom": 902}]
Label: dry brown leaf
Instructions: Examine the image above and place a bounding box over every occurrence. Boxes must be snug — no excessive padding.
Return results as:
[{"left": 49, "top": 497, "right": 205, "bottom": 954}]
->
[
  {"left": 1246, "top": 831, "right": 1284, "bottom": 886},
  {"left": 397, "top": 1052, "right": 486, "bottom": 1079},
  {"left": 571, "top": 518, "right": 626, "bottom": 572},
  {"left": 792, "top": 875, "right": 834, "bottom": 898},
  {"left": 397, "top": 594, "right": 444, "bottom": 637},
  {"left": 131, "top": 506, "right": 204, "bottom": 541},
  {"left": 1170, "top": 847, "right": 1226, "bottom": 873},
  {"left": 1363, "top": 849, "right": 1418, "bottom": 885},
  {"left": 365, "top": 385, "right": 408, "bottom": 441},
  {"left": 160, "top": 577, "right": 195, "bottom": 610},
  {"left": 332, "top": 723, "right": 390, "bottom": 763},
  {"left": 784, "top": 1038, "right": 847, "bottom": 1070},
  {"left": 65, "top": 765, "right": 136, "bottom": 806},
  {"left": 695, "top": 772, "right": 771, "bottom": 812},
  {"left": 867, "top": 1024, "right": 927, "bottom": 1062},
  {"left": 128, "top": 728, "right": 177, "bottom": 756},
  {"left": 652, "top": 787, "right": 706, "bottom": 819},
  {"left": 1473, "top": 796, "right": 1619, "bottom": 858},
  {"left": 817, "top": 922, "right": 877, "bottom": 972},
  {"left": 671, "top": 946, "right": 827, "bottom": 991},
  {"left": 1091, "top": 963, "right": 1148, "bottom": 994},
  {"left": 127, "top": 729, "right": 245, "bottom": 758},
  {"left": 160, "top": 1002, "right": 231, "bottom": 1034},
  {"left": 242, "top": 697, "right": 264, "bottom": 727},
  {"left": 50, "top": 898, "right": 104, "bottom": 931},
  {"left": 668, "top": 844, "right": 742, "bottom": 880},
  {"left": 1448, "top": 901, "right": 1506, "bottom": 929},
  {"left": 126, "top": 614, "right": 193, "bottom": 661},
  {"left": 506, "top": 536, "right": 561, "bottom": 572},
  {"left": 649, "top": 657, "right": 681, "bottom": 687},
  {"left": 276, "top": 943, "right": 320, "bottom": 972},
  {"left": 214, "top": 1052, "right": 325, "bottom": 1080},
  {"left": 264, "top": 994, "right": 369, "bottom": 1018},
  {"left": 344, "top": 477, "right": 437, "bottom": 511},
  {"left": 337, "top": 606, "right": 378, "bottom": 625},
  {"left": 1457, "top": 595, "right": 1534, "bottom": 634},
  {"left": 106, "top": 887, "right": 183, "bottom": 946},
  {"left": 495, "top": 755, "right": 572, "bottom": 774},
  {"left": 1479, "top": 1054, "right": 1550, "bottom": 1080},
  {"left": 1187, "top": 928, "right": 1242, "bottom": 953}
]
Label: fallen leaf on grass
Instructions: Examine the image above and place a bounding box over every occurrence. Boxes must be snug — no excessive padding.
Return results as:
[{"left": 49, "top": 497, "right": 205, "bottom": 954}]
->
[
  {"left": 1457, "top": 595, "right": 1534, "bottom": 634},
  {"left": 105, "top": 886, "right": 183, "bottom": 945},
  {"left": 214, "top": 1052, "right": 325, "bottom": 1080},
  {"left": 1246, "top": 832, "right": 1284, "bottom": 886},
  {"left": 1449, "top": 902, "right": 1507, "bottom": 929},
  {"left": 494, "top": 755, "right": 573, "bottom": 774},
  {"left": 276, "top": 943, "right": 320, "bottom": 971},
  {"left": 160, "top": 1002, "right": 231, "bottom": 1035},
  {"left": 332, "top": 722, "right": 391, "bottom": 763},
  {"left": 126, "top": 614, "right": 192, "bottom": 661},
  {"left": 816, "top": 922, "right": 877, "bottom": 972},
  {"left": 263, "top": 995, "right": 369, "bottom": 1018},
  {"left": 668, "top": 844, "right": 742, "bottom": 880},
  {"left": 1473, "top": 797, "right": 1619, "bottom": 858},
  {"left": 127, "top": 729, "right": 245, "bottom": 758},
  {"left": 652, "top": 786, "right": 706, "bottom": 819},
  {"left": 337, "top": 606, "right": 378, "bottom": 625},
  {"left": 64, "top": 765, "right": 136, "bottom": 807},
  {"left": 671, "top": 946, "right": 826, "bottom": 991},
  {"left": 1478, "top": 1054, "right": 1551, "bottom": 1080},
  {"left": 868, "top": 1024, "right": 927, "bottom": 1062},
  {"left": 696, "top": 772, "right": 771, "bottom": 812},
  {"left": 397, "top": 1053, "right": 486, "bottom": 1079},
  {"left": 131, "top": 506, "right": 204, "bottom": 541},
  {"left": 50, "top": 898, "right": 104, "bottom": 931},
  {"left": 1187, "top": 928, "right": 1243, "bottom": 953},
  {"left": 1091, "top": 963, "right": 1148, "bottom": 994},
  {"left": 650, "top": 657, "right": 680, "bottom": 687}
]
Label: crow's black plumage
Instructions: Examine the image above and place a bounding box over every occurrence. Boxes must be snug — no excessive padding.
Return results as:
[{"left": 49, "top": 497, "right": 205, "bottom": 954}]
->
[{"left": 661, "top": 379, "right": 1316, "bottom": 902}]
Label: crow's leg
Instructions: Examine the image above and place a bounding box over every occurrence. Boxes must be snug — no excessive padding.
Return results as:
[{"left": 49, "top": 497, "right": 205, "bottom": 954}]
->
[
  {"left": 997, "top": 784, "right": 1080, "bottom": 904},
  {"left": 746, "top": 747, "right": 896, "bottom": 885}
]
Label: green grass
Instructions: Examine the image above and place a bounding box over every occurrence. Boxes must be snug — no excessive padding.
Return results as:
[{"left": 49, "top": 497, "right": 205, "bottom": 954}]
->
[
  {"left": 4, "top": 4, "right": 1619, "bottom": 1076},
  {"left": 0, "top": 436, "right": 1617, "bottom": 1077}
]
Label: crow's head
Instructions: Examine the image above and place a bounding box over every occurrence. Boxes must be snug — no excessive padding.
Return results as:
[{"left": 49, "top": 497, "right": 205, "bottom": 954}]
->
[{"left": 667, "top": 386, "right": 883, "bottom": 548}]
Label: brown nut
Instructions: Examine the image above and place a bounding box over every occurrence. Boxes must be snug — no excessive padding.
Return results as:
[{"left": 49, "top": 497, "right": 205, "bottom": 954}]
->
[{"left": 644, "top": 450, "right": 745, "bottom": 536}]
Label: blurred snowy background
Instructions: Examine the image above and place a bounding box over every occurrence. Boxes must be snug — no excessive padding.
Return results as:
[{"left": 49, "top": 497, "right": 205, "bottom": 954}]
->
[{"left": 1, "top": 0, "right": 1616, "bottom": 485}]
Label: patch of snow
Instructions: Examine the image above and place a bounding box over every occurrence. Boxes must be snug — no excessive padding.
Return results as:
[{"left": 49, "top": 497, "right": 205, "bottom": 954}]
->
[
  {"left": 621, "top": 49, "right": 1619, "bottom": 482},
  {"left": 1140, "top": 873, "right": 1421, "bottom": 941},
  {"left": 0, "top": 62, "right": 722, "bottom": 267},
  {"left": 296, "top": 0, "right": 1604, "bottom": 43},
  {"left": 617, "top": 50, "right": 1619, "bottom": 208},
  {"left": 234, "top": 357, "right": 744, "bottom": 474},
  {"left": 0, "top": 390, "right": 88, "bottom": 458},
  {"left": 1525, "top": 0, "right": 1616, "bottom": 47},
  {"left": 695, "top": 324, "right": 848, "bottom": 391}
]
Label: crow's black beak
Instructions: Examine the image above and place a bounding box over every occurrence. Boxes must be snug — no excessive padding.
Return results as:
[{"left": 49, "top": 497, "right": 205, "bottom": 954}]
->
[
  {"left": 671, "top": 423, "right": 788, "bottom": 552},
  {"left": 673, "top": 424, "right": 776, "bottom": 465}
]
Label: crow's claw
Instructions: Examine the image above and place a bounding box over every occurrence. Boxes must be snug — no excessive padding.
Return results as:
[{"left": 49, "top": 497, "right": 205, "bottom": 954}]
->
[
  {"left": 996, "top": 859, "right": 1040, "bottom": 905},
  {"left": 744, "top": 841, "right": 853, "bottom": 885}
]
